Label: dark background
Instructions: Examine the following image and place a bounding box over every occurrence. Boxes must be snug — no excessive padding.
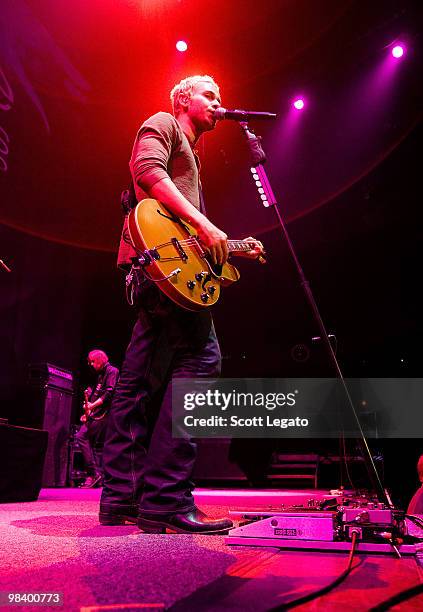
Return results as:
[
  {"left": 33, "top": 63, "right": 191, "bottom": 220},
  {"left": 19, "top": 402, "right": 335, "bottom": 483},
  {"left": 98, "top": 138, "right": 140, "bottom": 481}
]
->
[{"left": 0, "top": 0, "right": 422, "bottom": 505}]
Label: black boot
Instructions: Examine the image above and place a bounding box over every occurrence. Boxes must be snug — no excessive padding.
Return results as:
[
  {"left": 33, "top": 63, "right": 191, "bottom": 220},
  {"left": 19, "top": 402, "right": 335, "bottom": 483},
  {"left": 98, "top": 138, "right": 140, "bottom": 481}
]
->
[
  {"left": 99, "top": 503, "right": 139, "bottom": 525},
  {"left": 137, "top": 507, "right": 233, "bottom": 534}
]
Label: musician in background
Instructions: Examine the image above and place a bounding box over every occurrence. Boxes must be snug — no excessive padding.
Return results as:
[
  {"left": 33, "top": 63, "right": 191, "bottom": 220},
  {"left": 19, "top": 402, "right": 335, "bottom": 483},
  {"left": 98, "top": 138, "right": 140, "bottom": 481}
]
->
[
  {"left": 407, "top": 454, "right": 423, "bottom": 514},
  {"left": 100, "top": 75, "right": 263, "bottom": 531},
  {"left": 76, "top": 350, "right": 119, "bottom": 488}
]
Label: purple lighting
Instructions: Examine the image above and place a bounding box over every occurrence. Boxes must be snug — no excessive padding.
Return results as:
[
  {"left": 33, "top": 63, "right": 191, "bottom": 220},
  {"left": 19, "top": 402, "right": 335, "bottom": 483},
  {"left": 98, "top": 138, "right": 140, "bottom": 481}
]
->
[
  {"left": 391, "top": 44, "right": 405, "bottom": 58},
  {"left": 293, "top": 98, "right": 305, "bottom": 110},
  {"left": 176, "top": 40, "right": 188, "bottom": 52}
]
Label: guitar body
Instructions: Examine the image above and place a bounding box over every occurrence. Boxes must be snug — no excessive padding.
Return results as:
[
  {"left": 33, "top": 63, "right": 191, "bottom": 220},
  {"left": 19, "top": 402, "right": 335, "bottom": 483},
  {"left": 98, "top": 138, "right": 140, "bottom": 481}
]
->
[{"left": 128, "top": 199, "right": 240, "bottom": 311}]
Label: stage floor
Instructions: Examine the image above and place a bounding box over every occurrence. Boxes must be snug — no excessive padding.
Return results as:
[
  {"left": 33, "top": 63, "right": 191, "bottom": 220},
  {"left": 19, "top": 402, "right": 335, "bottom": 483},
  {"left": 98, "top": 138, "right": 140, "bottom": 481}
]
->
[{"left": 0, "top": 488, "right": 422, "bottom": 611}]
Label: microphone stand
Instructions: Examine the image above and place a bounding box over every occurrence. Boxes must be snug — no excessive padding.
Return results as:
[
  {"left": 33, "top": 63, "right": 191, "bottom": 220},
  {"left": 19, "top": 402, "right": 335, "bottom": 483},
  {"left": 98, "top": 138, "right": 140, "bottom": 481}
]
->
[
  {"left": 239, "top": 121, "right": 389, "bottom": 505},
  {"left": 0, "top": 259, "right": 12, "bottom": 273}
]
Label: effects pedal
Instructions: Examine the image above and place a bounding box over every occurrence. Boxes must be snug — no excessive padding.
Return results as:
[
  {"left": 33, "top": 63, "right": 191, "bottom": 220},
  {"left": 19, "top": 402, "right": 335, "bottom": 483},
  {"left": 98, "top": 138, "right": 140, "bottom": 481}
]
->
[{"left": 225, "top": 495, "right": 418, "bottom": 555}]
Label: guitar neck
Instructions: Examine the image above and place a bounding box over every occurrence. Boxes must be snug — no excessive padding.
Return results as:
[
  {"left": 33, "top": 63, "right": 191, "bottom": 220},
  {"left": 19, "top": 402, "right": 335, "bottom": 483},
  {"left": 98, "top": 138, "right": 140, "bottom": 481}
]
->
[{"left": 227, "top": 240, "right": 254, "bottom": 253}]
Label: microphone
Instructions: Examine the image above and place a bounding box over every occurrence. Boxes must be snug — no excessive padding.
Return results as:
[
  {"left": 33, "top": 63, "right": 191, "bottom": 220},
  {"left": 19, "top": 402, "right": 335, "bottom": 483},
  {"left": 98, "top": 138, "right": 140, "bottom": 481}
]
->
[{"left": 214, "top": 107, "right": 276, "bottom": 121}]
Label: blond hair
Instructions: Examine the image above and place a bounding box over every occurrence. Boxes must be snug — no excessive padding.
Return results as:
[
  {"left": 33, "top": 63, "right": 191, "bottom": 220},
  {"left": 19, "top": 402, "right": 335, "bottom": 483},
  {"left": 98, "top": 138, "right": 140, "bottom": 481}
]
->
[
  {"left": 170, "top": 75, "right": 219, "bottom": 116},
  {"left": 88, "top": 349, "right": 108, "bottom": 365}
]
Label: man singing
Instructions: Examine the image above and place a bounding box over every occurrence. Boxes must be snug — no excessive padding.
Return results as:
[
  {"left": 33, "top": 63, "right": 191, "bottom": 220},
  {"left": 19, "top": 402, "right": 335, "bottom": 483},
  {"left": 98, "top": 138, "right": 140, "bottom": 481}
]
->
[
  {"left": 76, "top": 350, "right": 119, "bottom": 488},
  {"left": 100, "top": 75, "right": 263, "bottom": 533}
]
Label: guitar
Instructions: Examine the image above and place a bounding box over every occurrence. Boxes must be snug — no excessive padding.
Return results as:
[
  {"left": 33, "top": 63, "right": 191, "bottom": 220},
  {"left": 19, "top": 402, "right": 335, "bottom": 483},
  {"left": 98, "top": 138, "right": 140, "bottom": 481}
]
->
[
  {"left": 80, "top": 390, "right": 107, "bottom": 422},
  {"left": 128, "top": 199, "right": 257, "bottom": 311},
  {"left": 80, "top": 390, "right": 90, "bottom": 423}
]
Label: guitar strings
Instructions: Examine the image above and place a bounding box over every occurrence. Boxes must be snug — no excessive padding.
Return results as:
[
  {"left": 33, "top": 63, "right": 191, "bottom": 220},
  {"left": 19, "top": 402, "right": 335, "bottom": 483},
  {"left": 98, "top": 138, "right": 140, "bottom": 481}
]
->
[
  {"left": 151, "top": 237, "right": 253, "bottom": 259},
  {"left": 177, "top": 237, "right": 252, "bottom": 251}
]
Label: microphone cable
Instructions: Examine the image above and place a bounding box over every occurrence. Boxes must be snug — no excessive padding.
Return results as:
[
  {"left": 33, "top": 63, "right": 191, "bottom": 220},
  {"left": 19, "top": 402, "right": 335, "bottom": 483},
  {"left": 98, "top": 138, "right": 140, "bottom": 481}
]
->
[
  {"left": 369, "top": 582, "right": 423, "bottom": 611},
  {"left": 266, "top": 531, "right": 361, "bottom": 611}
]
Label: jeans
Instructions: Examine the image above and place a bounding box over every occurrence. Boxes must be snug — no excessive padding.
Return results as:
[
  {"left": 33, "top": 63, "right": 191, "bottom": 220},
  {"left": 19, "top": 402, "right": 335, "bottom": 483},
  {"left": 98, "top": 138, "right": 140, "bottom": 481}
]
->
[
  {"left": 76, "top": 418, "right": 107, "bottom": 477},
  {"left": 100, "top": 284, "right": 221, "bottom": 515}
]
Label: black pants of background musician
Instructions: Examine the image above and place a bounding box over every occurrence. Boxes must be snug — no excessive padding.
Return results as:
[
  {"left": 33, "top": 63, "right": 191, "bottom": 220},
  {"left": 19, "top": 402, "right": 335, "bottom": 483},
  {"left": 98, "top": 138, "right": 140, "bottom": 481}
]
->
[
  {"left": 100, "top": 281, "right": 221, "bottom": 517},
  {"left": 76, "top": 419, "right": 108, "bottom": 478}
]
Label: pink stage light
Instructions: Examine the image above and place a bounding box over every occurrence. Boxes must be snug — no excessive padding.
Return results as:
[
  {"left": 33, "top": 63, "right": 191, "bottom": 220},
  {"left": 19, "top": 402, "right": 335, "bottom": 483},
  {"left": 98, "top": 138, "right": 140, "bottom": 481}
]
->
[
  {"left": 176, "top": 40, "right": 188, "bottom": 52},
  {"left": 392, "top": 44, "right": 405, "bottom": 58},
  {"left": 293, "top": 98, "right": 305, "bottom": 110}
]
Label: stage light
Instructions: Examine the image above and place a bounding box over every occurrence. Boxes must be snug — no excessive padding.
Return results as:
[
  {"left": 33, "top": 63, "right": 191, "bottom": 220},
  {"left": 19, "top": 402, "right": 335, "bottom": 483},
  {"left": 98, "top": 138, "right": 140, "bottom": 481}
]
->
[
  {"left": 176, "top": 40, "right": 188, "bottom": 52},
  {"left": 391, "top": 44, "right": 405, "bottom": 58},
  {"left": 293, "top": 98, "right": 305, "bottom": 110}
]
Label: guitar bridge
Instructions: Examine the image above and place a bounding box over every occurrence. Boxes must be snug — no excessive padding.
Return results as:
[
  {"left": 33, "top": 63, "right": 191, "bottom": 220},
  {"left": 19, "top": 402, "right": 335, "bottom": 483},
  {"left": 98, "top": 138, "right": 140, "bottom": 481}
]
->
[{"left": 171, "top": 238, "right": 188, "bottom": 261}]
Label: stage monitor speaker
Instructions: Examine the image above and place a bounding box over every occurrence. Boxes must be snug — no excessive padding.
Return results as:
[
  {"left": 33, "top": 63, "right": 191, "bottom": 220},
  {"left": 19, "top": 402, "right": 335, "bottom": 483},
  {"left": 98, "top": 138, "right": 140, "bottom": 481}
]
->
[
  {"left": 0, "top": 424, "right": 48, "bottom": 502},
  {"left": 27, "top": 363, "right": 74, "bottom": 487}
]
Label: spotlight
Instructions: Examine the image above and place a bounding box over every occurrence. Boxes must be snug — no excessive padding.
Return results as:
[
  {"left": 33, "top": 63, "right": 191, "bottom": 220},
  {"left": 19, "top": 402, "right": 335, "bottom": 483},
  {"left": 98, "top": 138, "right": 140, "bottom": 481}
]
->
[
  {"left": 293, "top": 98, "right": 305, "bottom": 110},
  {"left": 391, "top": 44, "right": 405, "bottom": 58},
  {"left": 176, "top": 40, "right": 188, "bottom": 52}
]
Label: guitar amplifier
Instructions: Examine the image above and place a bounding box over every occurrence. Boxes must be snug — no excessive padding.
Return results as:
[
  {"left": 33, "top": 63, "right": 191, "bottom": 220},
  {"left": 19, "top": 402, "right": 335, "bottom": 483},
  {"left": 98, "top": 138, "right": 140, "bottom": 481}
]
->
[
  {"left": 26, "top": 363, "right": 74, "bottom": 486},
  {"left": 28, "top": 362, "right": 74, "bottom": 391}
]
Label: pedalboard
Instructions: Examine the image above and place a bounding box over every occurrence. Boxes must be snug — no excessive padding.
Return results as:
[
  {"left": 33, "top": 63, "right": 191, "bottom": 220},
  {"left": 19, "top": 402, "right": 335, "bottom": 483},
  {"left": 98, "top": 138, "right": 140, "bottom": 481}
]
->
[{"left": 225, "top": 496, "right": 419, "bottom": 555}]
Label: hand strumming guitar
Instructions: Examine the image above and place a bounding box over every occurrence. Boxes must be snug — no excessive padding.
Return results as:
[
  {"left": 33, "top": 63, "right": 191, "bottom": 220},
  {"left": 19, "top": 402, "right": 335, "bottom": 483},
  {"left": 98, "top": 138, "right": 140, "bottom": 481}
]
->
[{"left": 192, "top": 218, "right": 229, "bottom": 266}]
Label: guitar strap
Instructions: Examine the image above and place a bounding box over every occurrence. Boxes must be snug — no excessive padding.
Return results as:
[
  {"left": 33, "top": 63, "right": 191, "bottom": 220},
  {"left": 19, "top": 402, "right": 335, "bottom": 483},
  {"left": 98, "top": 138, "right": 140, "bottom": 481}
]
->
[
  {"left": 120, "top": 180, "right": 138, "bottom": 215},
  {"left": 193, "top": 144, "right": 207, "bottom": 216}
]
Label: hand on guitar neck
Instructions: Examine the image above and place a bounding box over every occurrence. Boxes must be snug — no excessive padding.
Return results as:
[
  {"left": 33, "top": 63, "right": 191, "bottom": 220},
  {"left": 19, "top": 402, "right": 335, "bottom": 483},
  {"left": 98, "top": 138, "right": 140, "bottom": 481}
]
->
[{"left": 231, "top": 236, "right": 266, "bottom": 263}]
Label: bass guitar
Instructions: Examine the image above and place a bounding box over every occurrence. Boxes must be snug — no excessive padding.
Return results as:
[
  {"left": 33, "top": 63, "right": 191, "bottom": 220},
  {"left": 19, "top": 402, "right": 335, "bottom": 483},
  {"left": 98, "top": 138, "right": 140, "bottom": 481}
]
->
[{"left": 128, "top": 199, "right": 257, "bottom": 311}]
